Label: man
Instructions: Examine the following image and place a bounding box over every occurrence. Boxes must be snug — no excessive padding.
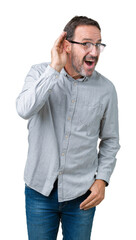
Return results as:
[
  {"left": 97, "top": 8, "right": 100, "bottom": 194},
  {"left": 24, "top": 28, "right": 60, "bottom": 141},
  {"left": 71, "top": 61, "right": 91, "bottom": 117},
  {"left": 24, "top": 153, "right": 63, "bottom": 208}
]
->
[{"left": 16, "top": 16, "right": 120, "bottom": 240}]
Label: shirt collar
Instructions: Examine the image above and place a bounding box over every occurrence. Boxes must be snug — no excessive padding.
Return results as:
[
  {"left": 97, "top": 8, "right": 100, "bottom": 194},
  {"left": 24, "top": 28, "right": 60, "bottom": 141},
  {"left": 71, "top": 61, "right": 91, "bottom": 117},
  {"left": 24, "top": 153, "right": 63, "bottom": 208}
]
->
[{"left": 61, "top": 68, "right": 88, "bottom": 82}]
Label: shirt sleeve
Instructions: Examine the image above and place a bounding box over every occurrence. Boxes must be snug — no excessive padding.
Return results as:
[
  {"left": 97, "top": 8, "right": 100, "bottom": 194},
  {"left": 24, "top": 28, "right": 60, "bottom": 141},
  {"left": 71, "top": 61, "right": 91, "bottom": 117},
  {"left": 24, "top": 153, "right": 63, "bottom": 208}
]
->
[
  {"left": 96, "top": 85, "right": 120, "bottom": 185},
  {"left": 16, "top": 64, "right": 60, "bottom": 120}
]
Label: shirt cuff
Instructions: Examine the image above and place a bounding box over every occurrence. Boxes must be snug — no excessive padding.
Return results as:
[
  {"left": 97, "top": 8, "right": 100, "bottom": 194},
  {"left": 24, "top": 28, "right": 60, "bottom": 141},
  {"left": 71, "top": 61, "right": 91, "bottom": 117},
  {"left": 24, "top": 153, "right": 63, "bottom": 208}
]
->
[{"left": 95, "top": 173, "right": 109, "bottom": 187}]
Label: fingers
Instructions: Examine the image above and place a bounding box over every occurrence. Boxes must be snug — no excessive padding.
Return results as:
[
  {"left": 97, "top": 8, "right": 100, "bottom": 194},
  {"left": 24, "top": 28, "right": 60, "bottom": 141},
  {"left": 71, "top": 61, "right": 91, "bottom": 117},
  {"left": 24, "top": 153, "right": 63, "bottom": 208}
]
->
[
  {"left": 80, "top": 192, "right": 104, "bottom": 210},
  {"left": 81, "top": 198, "right": 102, "bottom": 210},
  {"left": 80, "top": 192, "right": 96, "bottom": 209},
  {"left": 54, "top": 32, "right": 67, "bottom": 48},
  {"left": 80, "top": 181, "right": 105, "bottom": 210},
  {"left": 50, "top": 31, "right": 68, "bottom": 72}
]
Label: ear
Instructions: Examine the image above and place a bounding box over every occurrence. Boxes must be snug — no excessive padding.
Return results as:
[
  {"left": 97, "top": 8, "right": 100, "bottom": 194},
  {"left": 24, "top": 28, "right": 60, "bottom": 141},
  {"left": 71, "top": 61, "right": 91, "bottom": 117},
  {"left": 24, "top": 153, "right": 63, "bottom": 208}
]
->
[{"left": 63, "top": 40, "right": 71, "bottom": 53}]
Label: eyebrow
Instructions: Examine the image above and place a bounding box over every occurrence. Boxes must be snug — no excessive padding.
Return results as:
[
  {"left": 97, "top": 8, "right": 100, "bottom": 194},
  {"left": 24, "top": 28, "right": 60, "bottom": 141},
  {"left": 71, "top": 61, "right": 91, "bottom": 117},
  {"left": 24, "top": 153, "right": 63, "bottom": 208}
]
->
[{"left": 82, "top": 38, "right": 102, "bottom": 42}]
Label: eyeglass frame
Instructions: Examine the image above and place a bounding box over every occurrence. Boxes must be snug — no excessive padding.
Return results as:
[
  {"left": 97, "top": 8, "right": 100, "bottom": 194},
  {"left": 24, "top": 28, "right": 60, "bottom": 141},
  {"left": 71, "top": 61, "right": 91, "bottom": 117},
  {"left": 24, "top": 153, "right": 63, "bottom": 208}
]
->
[{"left": 67, "top": 40, "right": 106, "bottom": 52}]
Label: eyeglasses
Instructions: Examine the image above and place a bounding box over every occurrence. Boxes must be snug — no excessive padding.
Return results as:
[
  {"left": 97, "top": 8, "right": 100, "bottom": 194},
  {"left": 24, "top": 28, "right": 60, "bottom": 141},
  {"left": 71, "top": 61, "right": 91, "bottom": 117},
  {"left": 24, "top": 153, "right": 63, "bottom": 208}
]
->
[{"left": 68, "top": 40, "right": 106, "bottom": 53}]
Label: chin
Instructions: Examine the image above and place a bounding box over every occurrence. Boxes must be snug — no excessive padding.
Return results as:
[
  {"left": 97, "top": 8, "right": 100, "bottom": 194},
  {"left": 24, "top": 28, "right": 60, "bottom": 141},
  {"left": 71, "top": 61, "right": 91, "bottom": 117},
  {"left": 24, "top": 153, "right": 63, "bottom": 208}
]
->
[
  {"left": 81, "top": 70, "right": 94, "bottom": 77},
  {"left": 80, "top": 66, "right": 95, "bottom": 78}
]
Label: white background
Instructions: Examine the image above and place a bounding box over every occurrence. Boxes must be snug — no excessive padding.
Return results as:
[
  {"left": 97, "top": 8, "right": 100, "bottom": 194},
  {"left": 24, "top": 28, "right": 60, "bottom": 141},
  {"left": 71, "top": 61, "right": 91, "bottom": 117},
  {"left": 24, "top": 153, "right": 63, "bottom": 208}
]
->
[{"left": 0, "top": 0, "right": 136, "bottom": 239}]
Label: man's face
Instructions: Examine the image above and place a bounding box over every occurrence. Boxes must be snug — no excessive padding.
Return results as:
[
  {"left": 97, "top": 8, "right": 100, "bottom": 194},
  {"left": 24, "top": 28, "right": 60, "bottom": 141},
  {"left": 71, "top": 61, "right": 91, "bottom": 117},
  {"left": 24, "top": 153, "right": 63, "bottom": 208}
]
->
[{"left": 68, "top": 25, "right": 101, "bottom": 78}]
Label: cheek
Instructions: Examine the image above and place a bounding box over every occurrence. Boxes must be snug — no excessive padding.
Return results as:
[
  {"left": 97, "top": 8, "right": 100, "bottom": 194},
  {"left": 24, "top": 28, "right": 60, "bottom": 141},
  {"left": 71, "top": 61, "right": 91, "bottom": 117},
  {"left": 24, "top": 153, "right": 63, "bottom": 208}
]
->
[{"left": 72, "top": 47, "right": 85, "bottom": 60}]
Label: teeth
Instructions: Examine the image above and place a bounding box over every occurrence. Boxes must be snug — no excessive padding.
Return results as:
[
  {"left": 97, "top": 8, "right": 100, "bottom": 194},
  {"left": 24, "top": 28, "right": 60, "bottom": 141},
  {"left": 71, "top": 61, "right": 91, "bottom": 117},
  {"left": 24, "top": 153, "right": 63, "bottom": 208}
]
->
[{"left": 86, "top": 60, "right": 94, "bottom": 62}]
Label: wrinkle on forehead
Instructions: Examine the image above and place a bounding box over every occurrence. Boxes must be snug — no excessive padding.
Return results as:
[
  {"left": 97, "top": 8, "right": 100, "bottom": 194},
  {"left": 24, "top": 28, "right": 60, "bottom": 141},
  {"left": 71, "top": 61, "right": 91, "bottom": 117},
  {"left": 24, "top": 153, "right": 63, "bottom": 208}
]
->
[{"left": 73, "top": 25, "right": 101, "bottom": 43}]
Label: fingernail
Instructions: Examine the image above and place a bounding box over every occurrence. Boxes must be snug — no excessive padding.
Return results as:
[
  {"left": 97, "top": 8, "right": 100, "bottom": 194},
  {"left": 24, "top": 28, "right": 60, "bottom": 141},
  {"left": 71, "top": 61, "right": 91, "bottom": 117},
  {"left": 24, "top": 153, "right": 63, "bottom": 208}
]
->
[{"left": 80, "top": 207, "right": 85, "bottom": 210}]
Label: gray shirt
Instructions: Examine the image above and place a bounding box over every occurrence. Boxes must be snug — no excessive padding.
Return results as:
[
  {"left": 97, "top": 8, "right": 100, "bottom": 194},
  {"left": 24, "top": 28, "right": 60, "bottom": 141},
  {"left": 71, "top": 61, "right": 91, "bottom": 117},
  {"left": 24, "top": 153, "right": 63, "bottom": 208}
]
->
[{"left": 16, "top": 62, "right": 120, "bottom": 202}]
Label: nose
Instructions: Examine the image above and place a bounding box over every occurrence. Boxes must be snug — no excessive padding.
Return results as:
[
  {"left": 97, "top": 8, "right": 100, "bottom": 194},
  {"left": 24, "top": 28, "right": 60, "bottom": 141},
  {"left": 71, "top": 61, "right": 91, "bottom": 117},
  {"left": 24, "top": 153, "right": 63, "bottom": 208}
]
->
[{"left": 88, "top": 45, "right": 98, "bottom": 57}]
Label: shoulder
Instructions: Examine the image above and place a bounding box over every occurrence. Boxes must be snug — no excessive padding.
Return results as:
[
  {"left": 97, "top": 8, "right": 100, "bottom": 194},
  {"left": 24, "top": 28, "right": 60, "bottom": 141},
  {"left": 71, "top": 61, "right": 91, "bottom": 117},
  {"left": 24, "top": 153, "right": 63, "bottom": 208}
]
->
[
  {"left": 31, "top": 62, "right": 50, "bottom": 73},
  {"left": 25, "top": 62, "right": 50, "bottom": 81},
  {"left": 94, "top": 70, "right": 117, "bottom": 93},
  {"left": 26, "top": 62, "right": 50, "bottom": 80}
]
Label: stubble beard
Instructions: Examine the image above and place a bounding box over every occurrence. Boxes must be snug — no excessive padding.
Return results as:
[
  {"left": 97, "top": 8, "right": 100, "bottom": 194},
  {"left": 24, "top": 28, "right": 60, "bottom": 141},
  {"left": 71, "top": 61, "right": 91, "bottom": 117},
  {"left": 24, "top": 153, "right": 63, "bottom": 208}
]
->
[
  {"left": 71, "top": 54, "right": 87, "bottom": 78},
  {"left": 71, "top": 52, "right": 98, "bottom": 78}
]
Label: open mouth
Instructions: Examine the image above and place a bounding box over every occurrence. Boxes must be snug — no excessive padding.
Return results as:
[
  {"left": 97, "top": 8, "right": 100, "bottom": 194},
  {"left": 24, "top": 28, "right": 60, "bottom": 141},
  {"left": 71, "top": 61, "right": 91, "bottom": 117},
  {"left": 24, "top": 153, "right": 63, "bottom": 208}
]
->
[{"left": 85, "top": 60, "right": 95, "bottom": 67}]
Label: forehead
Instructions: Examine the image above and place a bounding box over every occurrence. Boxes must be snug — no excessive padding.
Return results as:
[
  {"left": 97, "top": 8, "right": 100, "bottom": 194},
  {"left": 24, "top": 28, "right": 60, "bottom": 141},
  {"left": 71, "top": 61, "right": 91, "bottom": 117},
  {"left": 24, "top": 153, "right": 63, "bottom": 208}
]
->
[{"left": 73, "top": 25, "right": 101, "bottom": 41}]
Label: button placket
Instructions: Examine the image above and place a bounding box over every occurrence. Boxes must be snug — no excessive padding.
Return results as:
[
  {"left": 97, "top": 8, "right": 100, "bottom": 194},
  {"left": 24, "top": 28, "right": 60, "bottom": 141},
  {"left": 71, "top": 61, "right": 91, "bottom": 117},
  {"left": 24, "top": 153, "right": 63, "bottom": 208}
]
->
[{"left": 58, "top": 79, "right": 78, "bottom": 202}]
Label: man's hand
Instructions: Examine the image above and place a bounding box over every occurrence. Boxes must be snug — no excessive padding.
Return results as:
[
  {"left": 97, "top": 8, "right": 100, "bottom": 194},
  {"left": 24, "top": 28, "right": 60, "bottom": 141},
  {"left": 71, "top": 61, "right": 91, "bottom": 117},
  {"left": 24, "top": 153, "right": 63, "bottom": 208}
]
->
[
  {"left": 50, "top": 32, "right": 68, "bottom": 73},
  {"left": 80, "top": 180, "right": 106, "bottom": 210}
]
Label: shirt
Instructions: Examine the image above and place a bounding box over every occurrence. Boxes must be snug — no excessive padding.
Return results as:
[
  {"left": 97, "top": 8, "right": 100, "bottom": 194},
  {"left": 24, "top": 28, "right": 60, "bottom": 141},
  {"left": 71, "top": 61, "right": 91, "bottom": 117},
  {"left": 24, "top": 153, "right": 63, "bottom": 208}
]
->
[{"left": 16, "top": 62, "right": 120, "bottom": 202}]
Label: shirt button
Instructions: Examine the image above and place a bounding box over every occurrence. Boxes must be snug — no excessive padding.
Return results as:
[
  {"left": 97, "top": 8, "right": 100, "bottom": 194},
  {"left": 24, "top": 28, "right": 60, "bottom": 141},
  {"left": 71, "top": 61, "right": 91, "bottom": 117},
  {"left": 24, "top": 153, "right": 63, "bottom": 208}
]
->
[
  {"left": 74, "top": 82, "right": 77, "bottom": 86},
  {"left": 61, "top": 152, "right": 65, "bottom": 156},
  {"left": 59, "top": 171, "right": 63, "bottom": 175},
  {"left": 65, "top": 135, "right": 68, "bottom": 138},
  {"left": 68, "top": 117, "right": 71, "bottom": 121},
  {"left": 72, "top": 99, "right": 75, "bottom": 103}
]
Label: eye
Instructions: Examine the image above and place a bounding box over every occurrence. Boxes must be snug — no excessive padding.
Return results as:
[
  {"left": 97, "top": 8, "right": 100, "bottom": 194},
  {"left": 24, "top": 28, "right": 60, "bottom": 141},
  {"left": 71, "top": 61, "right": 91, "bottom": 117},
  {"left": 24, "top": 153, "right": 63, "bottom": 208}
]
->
[
  {"left": 82, "top": 42, "right": 92, "bottom": 47},
  {"left": 82, "top": 42, "right": 88, "bottom": 46},
  {"left": 96, "top": 43, "right": 101, "bottom": 47}
]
